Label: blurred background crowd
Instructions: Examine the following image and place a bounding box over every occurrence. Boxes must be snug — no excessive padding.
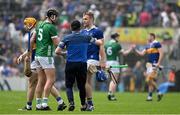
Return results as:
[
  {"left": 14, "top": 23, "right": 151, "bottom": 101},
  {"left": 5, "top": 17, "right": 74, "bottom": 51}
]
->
[{"left": 0, "top": 0, "right": 180, "bottom": 92}]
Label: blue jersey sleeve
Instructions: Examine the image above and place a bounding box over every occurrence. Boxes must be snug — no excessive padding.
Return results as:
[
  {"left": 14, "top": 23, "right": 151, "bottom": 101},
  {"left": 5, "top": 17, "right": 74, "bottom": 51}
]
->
[
  {"left": 58, "top": 37, "right": 67, "bottom": 49},
  {"left": 95, "top": 29, "right": 104, "bottom": 39},
  {"left": 154, "top": 42, "right": 162, "bottom": 48},
  {"left": 86, "top": 35, "right": 96, "bottom": 43}
]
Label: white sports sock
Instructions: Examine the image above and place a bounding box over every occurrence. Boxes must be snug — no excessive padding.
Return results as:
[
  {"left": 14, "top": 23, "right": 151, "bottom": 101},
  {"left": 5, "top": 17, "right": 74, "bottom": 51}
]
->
[{"left": 58, "top": 99, "right": 63, "bottom": 105}]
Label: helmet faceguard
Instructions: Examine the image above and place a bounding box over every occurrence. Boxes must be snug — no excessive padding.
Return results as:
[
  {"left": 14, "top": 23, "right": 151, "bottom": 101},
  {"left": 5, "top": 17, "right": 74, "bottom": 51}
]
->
[{"left": 46, "top": 8, "right": 59, "bottom": 24}]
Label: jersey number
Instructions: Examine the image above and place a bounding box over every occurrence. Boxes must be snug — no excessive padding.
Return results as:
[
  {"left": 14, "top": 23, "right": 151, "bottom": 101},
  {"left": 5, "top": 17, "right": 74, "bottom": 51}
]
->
[
  {"left": 37, "top": 29, "right": 43, "bottom": 41},
  {"left": 107, "top": 47, "right": 112, "bottom": 55}
]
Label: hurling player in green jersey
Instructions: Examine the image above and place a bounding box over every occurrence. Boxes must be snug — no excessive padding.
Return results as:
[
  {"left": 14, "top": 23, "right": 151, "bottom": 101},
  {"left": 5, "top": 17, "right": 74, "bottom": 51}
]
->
[
  {"left": 17, "top": 17, "right": 66, "bottom": 111},
  {"left": 32, "top": 8, "right": 62, "bottom": 110},
  {"left": 105, "top": 33, "right": 133, "bottom": 101}
]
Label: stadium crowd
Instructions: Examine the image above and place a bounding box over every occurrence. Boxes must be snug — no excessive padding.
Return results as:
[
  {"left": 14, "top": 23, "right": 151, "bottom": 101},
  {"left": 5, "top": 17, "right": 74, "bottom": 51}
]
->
[{"left": 0, "top": 0, "right": 180, "bottom": 92}]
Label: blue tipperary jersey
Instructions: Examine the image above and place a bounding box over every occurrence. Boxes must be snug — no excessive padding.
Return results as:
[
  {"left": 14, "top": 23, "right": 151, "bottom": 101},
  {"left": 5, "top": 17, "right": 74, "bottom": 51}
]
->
[
  {"left": 30, "top": 30, "right": 36, "bottom": 62},
  {"left": 81, "top": 26, "right": 104, "bottom": 60},
  {"left": 59, "top": 32, "right": 94, "bottom": 62},
  {"left": 31, "top": 49, "right": 36, "bottom": 61},
  {"left": 145, "top": 40, "right": 162, "bottom": 64}
]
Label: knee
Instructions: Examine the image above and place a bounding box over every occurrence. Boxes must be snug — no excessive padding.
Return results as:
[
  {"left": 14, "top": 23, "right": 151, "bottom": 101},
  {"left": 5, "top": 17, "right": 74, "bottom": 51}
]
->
[{"left": 29, "top": 79, "right": 37, "bottom": 88}]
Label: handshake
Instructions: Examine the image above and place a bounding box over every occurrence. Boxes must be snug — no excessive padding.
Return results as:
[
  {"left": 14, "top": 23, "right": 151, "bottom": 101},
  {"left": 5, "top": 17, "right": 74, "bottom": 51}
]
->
[
  {"left": 126, "top": 44, "right": 144, "bottom": 56},
  {"left": 121, "top": 44, "right": 139, "bottom": 56},
  {"left": 129, "top": 44, "right": 137, "bottom": 52}
]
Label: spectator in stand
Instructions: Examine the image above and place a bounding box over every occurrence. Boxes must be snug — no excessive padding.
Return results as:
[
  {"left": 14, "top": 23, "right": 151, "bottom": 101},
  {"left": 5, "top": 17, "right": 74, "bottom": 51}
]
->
[{"left": 139, "top": 9, "right": 151, "bottom": 27}]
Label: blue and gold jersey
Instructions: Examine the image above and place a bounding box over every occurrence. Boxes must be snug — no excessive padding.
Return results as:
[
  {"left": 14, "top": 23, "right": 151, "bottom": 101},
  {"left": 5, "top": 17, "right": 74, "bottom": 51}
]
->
[
  {"left": 145, "top": 40, "right": 161, "bottom": 64},
  {"left": 31, "top": 49, "right": 36, "bottom": 62},
  {"left": 30, "top": 29, "right": 36, "bottom": 62},
  {"left": 81, "top": 26, "right": 104, "bottom": 60}
]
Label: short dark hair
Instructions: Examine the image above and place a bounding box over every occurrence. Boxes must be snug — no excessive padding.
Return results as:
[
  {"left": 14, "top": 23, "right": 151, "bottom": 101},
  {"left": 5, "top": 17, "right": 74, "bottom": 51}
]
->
[
  {"left": 111, "top": 33, "right": 119, "bottom": 39},
  {"left": 46, "top": 8, "right": 59, "bottom": 18},
  {"left": 149, "top": 33, "right": 156, "bottom": 39},
  {"left": 71, "top": 20, "right": 81, "bottom": 31}
]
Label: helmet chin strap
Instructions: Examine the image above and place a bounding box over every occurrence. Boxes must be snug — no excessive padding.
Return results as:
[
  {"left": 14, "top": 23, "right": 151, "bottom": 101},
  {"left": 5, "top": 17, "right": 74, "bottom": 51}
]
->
[{"left": 50, "top": 15, "right": 56, "bottom": 24}]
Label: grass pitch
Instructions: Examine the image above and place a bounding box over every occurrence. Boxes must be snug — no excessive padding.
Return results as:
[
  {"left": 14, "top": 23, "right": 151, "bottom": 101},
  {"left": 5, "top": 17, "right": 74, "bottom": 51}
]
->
[{"left": 0, "top": 91, "right": 179, "bottom": 114}]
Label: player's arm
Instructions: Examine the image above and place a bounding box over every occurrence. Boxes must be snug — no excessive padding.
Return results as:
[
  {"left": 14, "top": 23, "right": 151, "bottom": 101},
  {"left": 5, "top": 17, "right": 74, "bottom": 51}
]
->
[
  {"left": 156, "top": 47, "right": 163, "bottom": 67},
  {"left": 95, "top": 39, "right": 103, "bottom": 45},
  {"left": 99, "top": 39, "right": 106, "bottom": 68},
  {"left": 30, "top": 31, "right": 36, "bottom": 52},
  {"left": 50, "top": 25, "right": 60, "bottom": 47},
  {"left": 52, "top": 36, "right": 60, "bottom": 47},
  {"left": 120, "top": 46, "right": 133, "bottom": 56},
  {"left": 17, "top": 32, "right": 36, "bottom": 64},
  {"left": 55, "top": 44, "right": 67, "bottom": 55},
  {"left": 55, "top": 37, "right": 66, "bottom": 55},
  {"left": 55, "top": 46, "right": 62, "bottom": 55},
  {"left": 89, "top": 36, "right": 103, "bottom": 46},
  {"left": 134, "top": 49, "right": 146, "bottom": 56},
  {"left": 17, "top": 50, "right": 28, "bottom": 64}
]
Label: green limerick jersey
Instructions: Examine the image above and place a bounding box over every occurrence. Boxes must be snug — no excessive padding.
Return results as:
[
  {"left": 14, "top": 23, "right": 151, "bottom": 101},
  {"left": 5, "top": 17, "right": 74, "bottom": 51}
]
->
[
  {"left": 105, "top": 39, "right": 122, "bottom": 61},
  {"left": 35, "top": 21, "right": 58, "bottom": 57}
]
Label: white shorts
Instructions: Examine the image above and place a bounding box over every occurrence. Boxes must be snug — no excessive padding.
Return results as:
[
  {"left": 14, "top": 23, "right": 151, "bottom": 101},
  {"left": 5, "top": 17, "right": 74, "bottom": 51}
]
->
[
  {"left": 106, "top": 61, "right": 120, "bottom": 73},
  {"left": 87, "top": 59, "right": 99, "bottom": 68},
  {"left": 31, "top": 60, "right": 37, "bottom": 70},
  {"left": 35, "top": 56, "right": 55, "bottom": 69},
  {"left": 146, "top": 63, "right": 158, "bottom": 74}
]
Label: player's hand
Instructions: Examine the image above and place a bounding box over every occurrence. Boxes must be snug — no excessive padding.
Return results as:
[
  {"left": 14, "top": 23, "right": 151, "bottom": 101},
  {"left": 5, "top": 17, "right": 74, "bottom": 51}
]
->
[
  {"left": 100, "top": 61, "right": 106, "bottom": 69},
  {"left": 152, "top": 63, "right": 162, "bottom": 70},
  {"left": 131, "top": 44, "right": 136, "bottom": 51},
  {"left": 17, "top": 55, "right": 23, "bottom": 64},
  {"left": 24, "top": 56, "right": 30, "bottom": 62}
]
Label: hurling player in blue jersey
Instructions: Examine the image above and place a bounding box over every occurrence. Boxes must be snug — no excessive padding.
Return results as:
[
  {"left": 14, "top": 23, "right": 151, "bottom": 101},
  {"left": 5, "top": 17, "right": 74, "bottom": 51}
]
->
[
  {"left": 81, "top": 12, "right": 106, "bottom": 111},
  {"left": 55, "top": 20, "right": 102, "bottom": 111},
  {"left": 134, "top": 33, "right": 163, "bottom": 101}
]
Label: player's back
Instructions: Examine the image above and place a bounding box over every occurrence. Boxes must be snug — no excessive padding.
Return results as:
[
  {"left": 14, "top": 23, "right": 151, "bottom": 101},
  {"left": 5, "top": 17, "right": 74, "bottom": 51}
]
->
[
  {"left": 35, "top": 21, "right": 57, "bottom": 57},
  {"left": 63, "top": 32, "right": 92, "bottom": 62},
  {"left": 105, "top": 39, "right": 121, "bottom": 61}
]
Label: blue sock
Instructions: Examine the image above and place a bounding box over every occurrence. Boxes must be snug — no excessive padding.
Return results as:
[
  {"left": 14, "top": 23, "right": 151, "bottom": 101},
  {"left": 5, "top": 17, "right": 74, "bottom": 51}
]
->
[
  {"left": 148, "top": 92, "right": 152, "bottom": 97},
  {"left": 157, "top": 89, "right": 159, "bottom": 93},
  {"left": 56, "top": 96, "right": 63, "bottom": 105},
  {"left": 66, "top": 88, "right": 74, "bottom": 103},
  {"left": 87, "top": 98, "right": 93, "bottom": 106},
  {"left": 56, "top": 97, "right": 61, "bottom": 102},
  {"left": 27, "top": 102, "right": 32, "bottom": 106}
]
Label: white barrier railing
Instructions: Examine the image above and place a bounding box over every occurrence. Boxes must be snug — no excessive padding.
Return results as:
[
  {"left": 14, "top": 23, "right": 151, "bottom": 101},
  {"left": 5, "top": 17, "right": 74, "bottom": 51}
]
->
[{"left": 0, "top": 76, "right": 27, "bottom": 91}]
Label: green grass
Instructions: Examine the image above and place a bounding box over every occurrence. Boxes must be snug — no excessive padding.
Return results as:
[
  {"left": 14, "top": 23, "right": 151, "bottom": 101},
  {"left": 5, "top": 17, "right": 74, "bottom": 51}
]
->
[{"left": 0, "top": 91, "right": 180, "bottom": 114}]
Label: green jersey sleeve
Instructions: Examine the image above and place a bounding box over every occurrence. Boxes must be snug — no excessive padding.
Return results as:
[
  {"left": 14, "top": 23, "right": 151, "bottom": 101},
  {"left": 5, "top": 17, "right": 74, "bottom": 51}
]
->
[{"left": 49, "top": 25, "right": 58, "bottom": 38}]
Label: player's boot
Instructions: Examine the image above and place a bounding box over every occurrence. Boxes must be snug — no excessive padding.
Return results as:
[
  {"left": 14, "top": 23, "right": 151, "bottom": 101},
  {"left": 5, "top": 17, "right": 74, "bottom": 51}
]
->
[
  {"left": 157, "top": 93, "right": 163, "bottom": 102},
  {"left": 86, "top": 104, "right": 94, "bottom": 111},
  {"left": 108, "top": 94, "right": 117, "bottom": 101},
  {"left": 41, "top": 106, "right": 52, "bottom": 111},
  {"left": 57, "top": 102, "right": 67, "bottom": 111},
  {"left": 68, "top": 102, "right": 75, "bottom": 111},
  {"left": 146, "top": 96, "right": 152, "bottom": 101},
  {"left": 80, "top": 103, "right": 88, "bottom": 111},
  {"left": 36, "top": 104, "right": 42, "bottom": 111}
]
